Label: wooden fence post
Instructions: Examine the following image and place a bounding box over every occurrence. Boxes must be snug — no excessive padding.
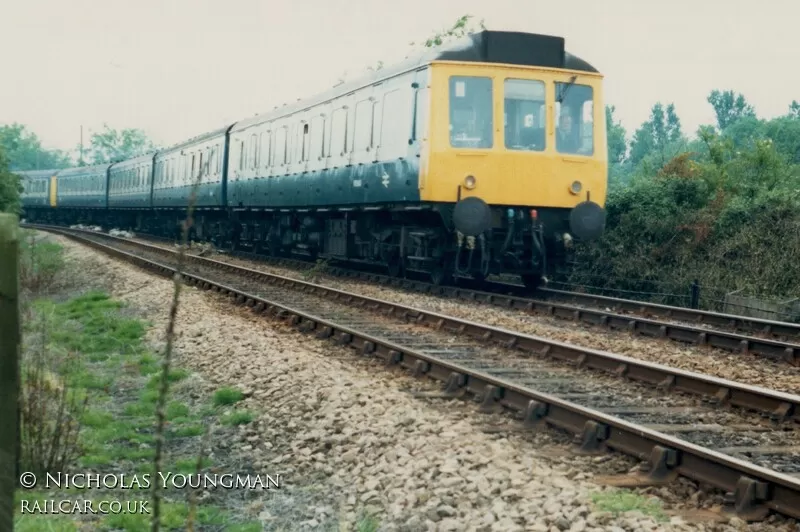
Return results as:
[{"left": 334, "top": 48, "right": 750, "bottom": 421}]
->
[{"left": 0, "top": 213, "right": 20, "bottom": 532}]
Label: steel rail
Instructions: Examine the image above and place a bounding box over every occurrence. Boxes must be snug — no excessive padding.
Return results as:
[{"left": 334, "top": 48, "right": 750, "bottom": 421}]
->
[
  {"left": 536, "top": 286, "right": 800, "bottom": 342},
  {"left": 36, "top": 224, "right": 800, "bottom": 522}
]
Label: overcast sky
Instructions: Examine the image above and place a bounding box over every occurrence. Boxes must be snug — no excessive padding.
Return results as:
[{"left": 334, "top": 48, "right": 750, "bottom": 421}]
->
[{"left": 3, "top": 0, "right": 798, "bottom": 154}]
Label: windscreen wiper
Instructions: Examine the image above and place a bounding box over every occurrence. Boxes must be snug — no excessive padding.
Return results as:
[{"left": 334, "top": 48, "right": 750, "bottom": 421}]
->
[{"left": 557, "top": 75, "right": 578, "bottom": 103}]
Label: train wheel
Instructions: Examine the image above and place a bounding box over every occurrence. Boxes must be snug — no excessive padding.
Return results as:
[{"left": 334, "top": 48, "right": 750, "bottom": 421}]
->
[{"left": 521, "top": 273, "right": 543, "bottom": 291}]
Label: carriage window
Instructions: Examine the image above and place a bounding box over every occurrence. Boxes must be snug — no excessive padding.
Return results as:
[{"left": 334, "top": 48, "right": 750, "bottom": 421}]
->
[
  {"left": 381, "top": 89, "right": 410, "bottom": 151},
  {"left": 275, "top": 127, "right": 287, "bottom": 165},
  {"left": 414, "top": 87, "right": 429, "bottom": 142},
  {"left": 371, "top": 100, "right": 381, "bottom": 149},
  {"left": 354, "top": 100, "right": 373, "bottom": 152},
  {"left": 449, "top": 76, "right": 493, "bottom": 149},
  {"left": 330, "top": 108, "right": 347, "bottom": 156},
  {"left": 555, "top": 83, "right": 594, "bottom": 156},
  {"left": 301, "top": 123, "right": 310, "bottom": 162},
  {"left": 504, "top": 79, "right": 545, "bottom": 152},
  {"left": 309, "top": 118, "right": 323, "bottom": 160},
  {"left": 260, "top": 132, "right": 271, "bottom": 168},
  {"left": 250, "top": 134, "right": 258, "bottom": 169}
]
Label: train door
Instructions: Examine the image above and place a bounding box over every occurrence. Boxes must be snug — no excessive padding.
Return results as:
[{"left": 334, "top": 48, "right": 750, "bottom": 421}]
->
[{"left": 49, "top": 174, "right": 58, "bottom": 207}]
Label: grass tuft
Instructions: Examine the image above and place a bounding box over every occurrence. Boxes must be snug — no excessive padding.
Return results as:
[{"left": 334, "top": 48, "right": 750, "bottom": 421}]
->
[
  {"left": 590, "top": 489, "right": 667, "bottom": 521},
  {"left": 221, "top": 410, "right": 254, "bottom": 426},
  {"left": 213, "top": 387, "right": 244, "bottom": 406}
]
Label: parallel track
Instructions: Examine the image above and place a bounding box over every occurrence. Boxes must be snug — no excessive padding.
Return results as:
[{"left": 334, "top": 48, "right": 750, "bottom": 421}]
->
[
  {"left": 58, "top": 225, "right": 800, "bottom": 366},
  {"left": 31, "top": 224, "right": 800, "bottom": 522}
]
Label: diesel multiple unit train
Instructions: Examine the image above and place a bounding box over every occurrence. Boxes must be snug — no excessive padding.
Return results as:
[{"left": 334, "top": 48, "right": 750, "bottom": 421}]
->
[{"left": 16, "top": 30, "right": 608, "bottom": 289}]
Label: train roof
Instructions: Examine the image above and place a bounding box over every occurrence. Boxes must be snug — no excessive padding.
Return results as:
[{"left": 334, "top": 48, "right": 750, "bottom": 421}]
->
[
  {"left": 12, "top": 169, "right": 58, "bottom": 178},
  {"left": 56, "top": 163, "right": 112, "bottom": 177},
  {"left": 155, "top": 125, "right": 233, "bottom": 157},
  {"left": 232, "top": 30, "right": 598, "bottom": 134},
  {"left": 110, "top": 153, "right": 156, "bottom": 170}
]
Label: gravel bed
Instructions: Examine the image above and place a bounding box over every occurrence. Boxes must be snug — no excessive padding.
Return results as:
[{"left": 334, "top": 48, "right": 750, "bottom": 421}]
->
[{"left": 47, "top": 232, "right": 800, "bottom": 531}]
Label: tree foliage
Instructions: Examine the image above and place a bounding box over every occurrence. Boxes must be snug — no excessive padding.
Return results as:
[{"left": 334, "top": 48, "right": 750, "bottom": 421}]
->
[
  {"left": 0, "top": 146, "right": 23, "bottom": 213},
  {"left": 567, "top": 89, "right": 800, "bottom": 308},
  {"left": 628, "top": 102, "right": 684, "bottom": 166},
  {"left": 411, "top": 14, "right": 486, "bottom": 49},
  {"left": 790, "top": 100, "right": 800, "bottom": 119},
  {"left": 82, "top": 124, "right": 156, "bottom": 165},
  {"left": 0, "top": 123, "right": 72, "bottom": 171},
  {"left": 707, "top": 89, "right": 756, "bottom": 131},
  {"left": 606, "top": 106, "right": 627, "bottom": 164}
]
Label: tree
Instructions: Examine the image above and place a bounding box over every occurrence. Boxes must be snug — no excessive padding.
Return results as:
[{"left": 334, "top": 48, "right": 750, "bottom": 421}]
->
[
  {"left": 707, "top": 90, "right": 756, "bottom": 131},
  {"left": 790, "top": 100, "right": 800, "bottom": 119},
  {"left": 629, "top": 102, "right": 684, "bottom": 166},
  {"left": 606, "top": 105, "right": 627, "bottom": 164},
  {"left": 340, "top": 15, "right": 485, "bottom": 84},
  {"left": 0, "top": 124, "right": 72, "bottom": 171},
  {"left": 82, "top": 124, "right": 156, "bottom": 164},
  {"left": 411, "top": 14, "right": 486, "bottom": 49},
  {"left": 0, "top": 147, "right": 22, "bottom": 213}
]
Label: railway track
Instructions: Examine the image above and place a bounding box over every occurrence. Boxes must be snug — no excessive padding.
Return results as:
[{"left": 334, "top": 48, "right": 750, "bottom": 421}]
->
[
  {"left": 30, "top": 223, "right": 800, "bottom": 522},
  {"left": 64, "top": 225, "right": 800, "bottom": 366}
]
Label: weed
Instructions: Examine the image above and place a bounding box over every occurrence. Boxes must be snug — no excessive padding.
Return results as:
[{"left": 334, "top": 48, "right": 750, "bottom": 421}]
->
[
  {"left": 213, "top": 387, "right": 244, "bottom": 406},
  {"left": 302, "top": 258, "right": 330, "bottom": 281},
  {"left": 222, "top": 410, "right": 253, "bottom": 426},
  {"left": 590, "top": 489, "right": 667, "bottom": 521}
]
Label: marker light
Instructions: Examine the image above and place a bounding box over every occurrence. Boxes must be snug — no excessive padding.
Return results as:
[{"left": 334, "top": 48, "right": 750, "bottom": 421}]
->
[
  {"left": 464, "top": 175, "right": 477, "bottom": 189},
  {"left": 570, "top": 181, "right": 582, "bottom": 195}
]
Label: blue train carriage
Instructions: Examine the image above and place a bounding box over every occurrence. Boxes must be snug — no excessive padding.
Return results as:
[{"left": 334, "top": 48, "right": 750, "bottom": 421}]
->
[
  {"left": 150, "top": 126, "right": 231, "bottom": 239},
  {"left": 15, "top": 169, "right": 59, "bottom": 221},
  {"left": 107, "top": 153, "right": 157, "bottom": 228},
  {"left": 222, "top": 55, "right": 428, "bottom": 255},
  {"left": 54, "top": 163, "right": 111, "bottom": 225}
]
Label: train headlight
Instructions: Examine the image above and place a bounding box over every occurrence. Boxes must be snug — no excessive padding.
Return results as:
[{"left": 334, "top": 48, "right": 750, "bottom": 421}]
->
[
  {"left": 464, "top": 175, "right": 477, "bottom": 190},
  {"left": 569, "top": 180, "right": 582, "bottom": 195}
]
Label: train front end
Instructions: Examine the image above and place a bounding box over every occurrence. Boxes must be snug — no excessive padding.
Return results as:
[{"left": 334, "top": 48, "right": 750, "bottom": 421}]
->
[{"left": 420, "top": 31, "right": 608, "bottom": 288}]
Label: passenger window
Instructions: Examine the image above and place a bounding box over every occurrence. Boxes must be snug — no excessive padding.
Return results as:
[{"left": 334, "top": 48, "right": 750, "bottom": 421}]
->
[
  {"left": 504, "top": 79, "right": 545, "bottom": 152},
  {"left": 381, "top": 89, "right": 410, "bottom": 151},
  {"left": 354, "top": 100, "right": 373, "bottom": 152},
  {"left": 330, "top": 108, "right": 347, "bottom": 156},
  {"left": 371, "top": 101, "right": 381, "bottom": 150},
  {"left": 260, "top": 132, "right": 271, "bottom": 168},
  {"left": 449, "top": 76, "right": 493, "bottom": 149},
  {"left": 555, "top": 83, "right": 594, "bottom": 156},
  {"left": 301, "top": 123, "right": 310, "bottom": 162},
  {"left": 414, "top": 87, "right": 429, "bottom": 142},
  {"left": 309, "top": 118, "right": 323, "bottom": 160},
  {"left": 275, "top": 127, "right": 287, "bottom": 165}
]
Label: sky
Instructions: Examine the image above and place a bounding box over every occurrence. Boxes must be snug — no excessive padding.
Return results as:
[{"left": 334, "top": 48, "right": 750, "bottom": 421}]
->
[{"left": 2, "top": 0, "right": 799, "bottom": 155}]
